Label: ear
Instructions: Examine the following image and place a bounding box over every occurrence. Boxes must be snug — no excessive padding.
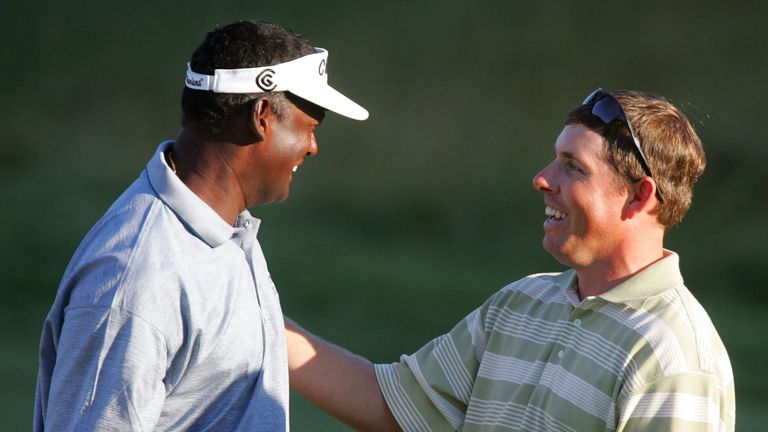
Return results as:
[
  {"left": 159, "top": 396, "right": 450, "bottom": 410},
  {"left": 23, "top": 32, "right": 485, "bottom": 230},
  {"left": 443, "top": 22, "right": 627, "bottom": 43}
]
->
[
  {"left": 624, "top": 177, "right": 659, "bottom": 219},
  {"left": 250, "top": 98, "right": 273, "bottom": 142}
]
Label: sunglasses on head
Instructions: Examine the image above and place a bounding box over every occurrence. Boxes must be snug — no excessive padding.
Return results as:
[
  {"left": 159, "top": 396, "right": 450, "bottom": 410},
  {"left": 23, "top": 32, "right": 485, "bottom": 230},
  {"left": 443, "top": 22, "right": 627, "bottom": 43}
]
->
[{"left": 582, "top": 88, "right": 663, "bottom": 202}]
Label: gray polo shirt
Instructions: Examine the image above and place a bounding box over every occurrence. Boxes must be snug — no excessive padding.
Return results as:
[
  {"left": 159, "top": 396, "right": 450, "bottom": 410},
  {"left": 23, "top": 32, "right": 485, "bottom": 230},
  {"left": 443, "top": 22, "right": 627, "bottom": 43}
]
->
[{"left": 35, "top": 141, "right": 289, "bottom": 431}]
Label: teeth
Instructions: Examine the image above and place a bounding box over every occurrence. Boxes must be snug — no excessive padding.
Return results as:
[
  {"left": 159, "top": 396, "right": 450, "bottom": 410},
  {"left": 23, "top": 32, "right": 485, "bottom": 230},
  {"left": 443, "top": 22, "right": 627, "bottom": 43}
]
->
[
  {"left": 545, "top": 206, "right": 567, "bottom": 219},
  {"left": 292, "top": 165, "right": 298, "bottom": 173}
]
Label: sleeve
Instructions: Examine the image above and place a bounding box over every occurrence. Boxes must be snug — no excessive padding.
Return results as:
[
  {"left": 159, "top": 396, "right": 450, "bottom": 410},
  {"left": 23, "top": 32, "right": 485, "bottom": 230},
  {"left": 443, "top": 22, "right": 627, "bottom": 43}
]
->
[
  {"left": 42, "top": 306, "right": 168, "bottom": 431},
  {"left": 615, "top": 371, "right": 735, "bottom": 432},
  {"left": 375, "top": 304, "right": 490, "bottom": 432}
]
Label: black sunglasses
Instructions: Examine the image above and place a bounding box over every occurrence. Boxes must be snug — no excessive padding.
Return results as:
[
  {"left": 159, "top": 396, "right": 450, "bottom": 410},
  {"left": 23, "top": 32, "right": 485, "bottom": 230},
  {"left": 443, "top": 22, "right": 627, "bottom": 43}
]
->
[{"left": 582, "top": 88, "right": 663, "bottom": 202}]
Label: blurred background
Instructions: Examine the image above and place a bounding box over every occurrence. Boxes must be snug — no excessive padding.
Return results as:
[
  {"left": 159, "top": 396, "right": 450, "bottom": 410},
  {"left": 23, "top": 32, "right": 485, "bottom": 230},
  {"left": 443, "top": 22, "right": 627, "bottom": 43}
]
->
[{"left": 2, "top": 0, "right": 766, "bottom": 430}]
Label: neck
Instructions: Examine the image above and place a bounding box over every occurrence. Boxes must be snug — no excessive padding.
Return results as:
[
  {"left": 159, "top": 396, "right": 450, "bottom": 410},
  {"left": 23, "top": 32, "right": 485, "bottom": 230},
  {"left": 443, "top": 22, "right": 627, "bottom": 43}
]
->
[
  {"left": 171, "top": 129, "right": 247, "bottom": 226},
  {"left": 574, "top": 236, "right": 665, "bottom": 299}
]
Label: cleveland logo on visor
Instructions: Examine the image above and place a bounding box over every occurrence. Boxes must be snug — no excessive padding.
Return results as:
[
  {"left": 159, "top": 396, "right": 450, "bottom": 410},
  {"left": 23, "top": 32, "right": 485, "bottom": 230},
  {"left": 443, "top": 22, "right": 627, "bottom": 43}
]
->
[
  {"left": 318, "top": 59, "right": 326, "bottom": 76},
  {"left": 255, "top": 69, "right": 276, "bottom": 92},
  {"left": 184, "top": 47, "right": 369, "bottom": 120}
]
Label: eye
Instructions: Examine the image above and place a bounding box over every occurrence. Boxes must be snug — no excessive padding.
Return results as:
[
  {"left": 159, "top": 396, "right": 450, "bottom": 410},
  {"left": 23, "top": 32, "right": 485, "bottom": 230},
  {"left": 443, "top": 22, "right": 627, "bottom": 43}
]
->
[{"left": 565, "top": 160, "right": 584, "bottom": 173}]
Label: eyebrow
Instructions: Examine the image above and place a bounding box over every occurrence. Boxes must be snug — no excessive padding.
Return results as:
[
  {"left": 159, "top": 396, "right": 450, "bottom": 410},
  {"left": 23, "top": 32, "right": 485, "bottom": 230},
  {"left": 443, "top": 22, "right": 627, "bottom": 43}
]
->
[
  {"left": 557, "top": 150, "right": 591, "bottom": 169},
  {"left": 558, "top": 150, "right": 579, "bottom": 162}
]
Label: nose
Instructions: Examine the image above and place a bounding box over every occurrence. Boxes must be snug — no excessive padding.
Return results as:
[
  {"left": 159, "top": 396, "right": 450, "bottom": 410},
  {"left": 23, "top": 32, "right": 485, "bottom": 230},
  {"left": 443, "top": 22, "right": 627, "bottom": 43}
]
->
[
  {"left": 532, "top": 162, "right": 555, "bottom": 194},
  {"left": 306, "top": 133, "right": 318, "bottom": 157}
]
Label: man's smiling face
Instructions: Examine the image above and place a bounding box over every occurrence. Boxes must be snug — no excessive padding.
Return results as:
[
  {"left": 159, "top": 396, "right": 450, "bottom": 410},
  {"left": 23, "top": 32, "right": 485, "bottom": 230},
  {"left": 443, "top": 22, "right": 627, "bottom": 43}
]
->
[{"left": 532, "top": 124, "right": 631, "bottom": 269}]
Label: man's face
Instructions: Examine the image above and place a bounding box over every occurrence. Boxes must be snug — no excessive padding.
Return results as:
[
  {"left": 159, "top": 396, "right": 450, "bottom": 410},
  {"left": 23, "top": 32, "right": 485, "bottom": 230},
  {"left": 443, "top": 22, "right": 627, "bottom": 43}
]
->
[
  {"left": 532, "top": 124, "right": 630, "bottom": 269},
  {"left": 249, "top": 98, "right": 325, "bottom": 205}
]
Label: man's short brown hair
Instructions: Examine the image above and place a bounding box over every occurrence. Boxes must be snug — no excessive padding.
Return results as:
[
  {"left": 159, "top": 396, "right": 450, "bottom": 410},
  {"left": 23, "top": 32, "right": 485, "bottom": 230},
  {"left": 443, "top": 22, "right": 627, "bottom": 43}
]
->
[{"left": 566, "top": 90, "right": 706, "bottom": 229}]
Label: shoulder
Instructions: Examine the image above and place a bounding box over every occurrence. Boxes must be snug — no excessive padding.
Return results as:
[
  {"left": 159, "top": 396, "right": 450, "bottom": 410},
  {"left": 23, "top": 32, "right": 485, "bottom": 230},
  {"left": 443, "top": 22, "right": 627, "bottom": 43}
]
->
[
  {"left": 663, "top": 285, "right": 732, "bottom": 375},
  {"left": 616, "top": 292, "right": 736, "bottom": 431},
  {"left": 633, "top": 285, "right": 729, "bottom": 372},
  {"left": 68, "top": 172, "right": 161, "bottom": 270},
  {"left": 614, "top": 284, "right": 733, "bottom": 397},
  {"left": 478, "top": 271, "right": 572, "bottom": 326},
  {"left": 488, "top": 271, "right": 571, "bottom": 308},
  {"left": 58, "top": 175, "right": 211, "bottom": 319}
]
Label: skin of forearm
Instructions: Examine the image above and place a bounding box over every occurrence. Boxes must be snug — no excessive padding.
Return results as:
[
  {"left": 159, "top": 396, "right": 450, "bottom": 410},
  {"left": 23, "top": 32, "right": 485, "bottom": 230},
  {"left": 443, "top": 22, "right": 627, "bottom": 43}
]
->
[{"left": 285, "top": 317, "right": 401, "bottom": 432}]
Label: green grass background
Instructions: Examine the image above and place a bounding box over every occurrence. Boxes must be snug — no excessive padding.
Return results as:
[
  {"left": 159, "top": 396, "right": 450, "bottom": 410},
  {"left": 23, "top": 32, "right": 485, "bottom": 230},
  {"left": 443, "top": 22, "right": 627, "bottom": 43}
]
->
[{"left": 2, "top": 1, "right": 766, "bottom": 430}]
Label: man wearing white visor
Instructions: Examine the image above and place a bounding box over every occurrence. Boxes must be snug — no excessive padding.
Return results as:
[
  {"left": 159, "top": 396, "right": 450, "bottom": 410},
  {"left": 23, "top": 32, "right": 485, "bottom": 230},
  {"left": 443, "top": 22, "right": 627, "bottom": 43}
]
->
[{"left": 34, "top": 20, "right": 367, "bottom": 431}]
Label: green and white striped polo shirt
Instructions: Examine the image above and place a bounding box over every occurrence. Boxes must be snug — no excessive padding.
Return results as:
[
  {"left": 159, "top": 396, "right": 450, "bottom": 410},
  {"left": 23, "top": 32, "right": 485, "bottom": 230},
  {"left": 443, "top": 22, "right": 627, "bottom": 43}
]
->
[{"left": 375, "top": 252, "right": 735, "bottom": 431}]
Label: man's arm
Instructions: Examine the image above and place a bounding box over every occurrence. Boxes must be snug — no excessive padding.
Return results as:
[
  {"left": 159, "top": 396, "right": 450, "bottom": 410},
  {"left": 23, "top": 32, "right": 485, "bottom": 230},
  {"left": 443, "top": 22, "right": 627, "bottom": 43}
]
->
[
  {"left": 285, "top": 318, "right": 401, "bottom": 432},
  {"left": 40, "top": 307, "right": 167, "bottom": 431}
]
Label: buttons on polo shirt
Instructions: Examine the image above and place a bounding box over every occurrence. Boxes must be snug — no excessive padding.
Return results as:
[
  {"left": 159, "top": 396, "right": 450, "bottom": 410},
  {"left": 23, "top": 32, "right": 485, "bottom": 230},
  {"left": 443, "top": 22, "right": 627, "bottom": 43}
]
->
[
  {"left": 244, "top": 220, "right": 252, "bottom": 228},
  {"left": 574, "top": 319, "right": 582, "bottom": 327},
  {"left": 557, "top": 350, "right": 564, "bottom": 359}
]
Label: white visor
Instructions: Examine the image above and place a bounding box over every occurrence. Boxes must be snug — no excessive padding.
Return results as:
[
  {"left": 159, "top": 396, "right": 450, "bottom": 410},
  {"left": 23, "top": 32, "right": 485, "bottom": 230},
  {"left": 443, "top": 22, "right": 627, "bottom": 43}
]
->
[{"left": 185, "top": 47, "right": 368, "bottom": 120}]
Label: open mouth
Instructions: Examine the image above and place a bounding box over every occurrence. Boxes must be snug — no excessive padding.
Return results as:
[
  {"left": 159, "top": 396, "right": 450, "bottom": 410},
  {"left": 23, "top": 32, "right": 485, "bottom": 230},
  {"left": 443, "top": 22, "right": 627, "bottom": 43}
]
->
[{"left": 545, "top": 206, "right": 568, "bottom": 221}]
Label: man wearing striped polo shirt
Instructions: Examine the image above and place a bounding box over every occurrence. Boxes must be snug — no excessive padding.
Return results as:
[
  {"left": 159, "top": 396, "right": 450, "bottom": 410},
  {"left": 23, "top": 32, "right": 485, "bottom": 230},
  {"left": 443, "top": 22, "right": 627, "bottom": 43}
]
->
[{"left": 286, "top": 89, "right": 735, "bottom": 431}]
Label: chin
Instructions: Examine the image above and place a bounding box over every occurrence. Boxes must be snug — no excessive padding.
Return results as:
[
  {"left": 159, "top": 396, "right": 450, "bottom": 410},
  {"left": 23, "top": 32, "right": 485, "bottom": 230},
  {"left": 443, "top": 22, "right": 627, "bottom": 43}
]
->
[
  {"left": 266, "top": 195, "right": 289, "bottom": 205},
  {"left": 542, "top": 239, "right": 573, "bottom": 267},
  {"left": 272, "top": 189, "right": 290, "bottom": 203},
  {"left": 250, "top": 192, "right": 288, "bottom": 207},
  {"left": 542, "top": 236, "right": 557, "bottom": 257}
]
